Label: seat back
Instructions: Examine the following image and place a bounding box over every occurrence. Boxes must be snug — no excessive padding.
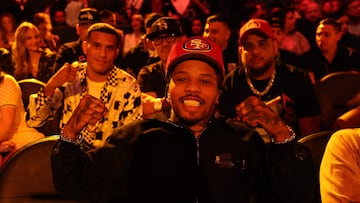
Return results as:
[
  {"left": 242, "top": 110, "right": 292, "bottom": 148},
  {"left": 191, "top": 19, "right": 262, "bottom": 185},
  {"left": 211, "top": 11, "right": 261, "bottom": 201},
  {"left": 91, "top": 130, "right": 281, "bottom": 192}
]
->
[
  {"left": 0, "top": 136, "right": 80, "bottom": 203},
  {"left": 18, "top": 78, "right": 45, "bottom": 109},
  {"left": 18, "top": 78, "right": 61, "bottom": 135},
  {"left": 315, "top": 71, "right": 360, "bottom": 130},
  {"left": 298, "top": 131, "right": 333, "bottom": 203}
]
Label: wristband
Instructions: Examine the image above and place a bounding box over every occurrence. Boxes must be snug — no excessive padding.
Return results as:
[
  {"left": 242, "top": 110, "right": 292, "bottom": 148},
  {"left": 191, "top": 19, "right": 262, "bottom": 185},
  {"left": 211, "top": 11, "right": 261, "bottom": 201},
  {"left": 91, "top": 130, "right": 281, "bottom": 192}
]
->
[
  {"left": 153, "top": 98, "right": 162, "bottom": 112},
  {"left": 60, "top": 128, "right": 83, "bottom": 145},
  {"left": 272, "top": 125, "right": 296, "bottom": 144}
]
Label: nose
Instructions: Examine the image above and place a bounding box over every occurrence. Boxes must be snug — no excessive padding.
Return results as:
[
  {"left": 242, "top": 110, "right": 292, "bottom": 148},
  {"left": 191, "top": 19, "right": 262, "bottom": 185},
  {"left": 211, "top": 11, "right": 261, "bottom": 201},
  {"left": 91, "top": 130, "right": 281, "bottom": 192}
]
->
[
  {"left": 99, "top": 47, "right": 106, "bottom": 57},
  {"left": 252, "top": 44, "right": 262, "bottom": 54},
  {"left": 185, "top": 80, "right": 200, "bottom": 94}
]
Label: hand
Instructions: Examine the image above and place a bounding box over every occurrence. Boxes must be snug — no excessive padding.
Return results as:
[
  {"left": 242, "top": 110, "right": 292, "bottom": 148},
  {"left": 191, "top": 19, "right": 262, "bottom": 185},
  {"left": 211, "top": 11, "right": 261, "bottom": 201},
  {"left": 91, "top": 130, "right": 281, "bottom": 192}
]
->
[
  {"left": 235, "top": 96, "right": 290, "bottom": 142},
  {"left": 0, "top": 141, "right": 16, "bottom": 153},
  {"left": 44, "top": 62, "right": 78, "bottom": 96},
  {"left": 63, "top": 95, "right": 107, "bottom": 140},
  {"left": 141, "top": 93, "right": 170, "bottom": 119}
]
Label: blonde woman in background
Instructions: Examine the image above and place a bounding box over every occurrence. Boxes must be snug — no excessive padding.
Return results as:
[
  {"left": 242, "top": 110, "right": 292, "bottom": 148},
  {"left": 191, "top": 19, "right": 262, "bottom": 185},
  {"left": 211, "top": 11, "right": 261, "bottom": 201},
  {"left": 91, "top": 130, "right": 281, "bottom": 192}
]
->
[
  {"left": 11, "top": 22, "right": 56, "bottom": 83},
  {"left": 0, "top": 70, "right": 44, "bottom": 167}
]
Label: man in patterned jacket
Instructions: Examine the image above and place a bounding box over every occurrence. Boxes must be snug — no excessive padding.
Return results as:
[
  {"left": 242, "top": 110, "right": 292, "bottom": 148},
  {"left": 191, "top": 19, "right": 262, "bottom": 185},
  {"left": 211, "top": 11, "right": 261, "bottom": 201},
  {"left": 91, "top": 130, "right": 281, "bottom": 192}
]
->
[{"left": 27, "top": 23, "right": 142, "bottom": 149}]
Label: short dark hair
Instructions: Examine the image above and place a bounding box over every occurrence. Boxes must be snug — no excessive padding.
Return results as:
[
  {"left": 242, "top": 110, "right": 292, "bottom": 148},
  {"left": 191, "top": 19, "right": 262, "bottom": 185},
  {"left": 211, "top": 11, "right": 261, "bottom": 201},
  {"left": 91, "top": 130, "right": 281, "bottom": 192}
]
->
[
  {"left": 206, "top": 14, "right": 230, "bottom": 29},
  {"left": 87, "top": 23, "right": 121, "bottom": 45},
  {"left": 99, "top": 9, "right": 114, "bottom": 20},
  {"left": 319, "top": 18, "right": 341, "bottom": 33}
]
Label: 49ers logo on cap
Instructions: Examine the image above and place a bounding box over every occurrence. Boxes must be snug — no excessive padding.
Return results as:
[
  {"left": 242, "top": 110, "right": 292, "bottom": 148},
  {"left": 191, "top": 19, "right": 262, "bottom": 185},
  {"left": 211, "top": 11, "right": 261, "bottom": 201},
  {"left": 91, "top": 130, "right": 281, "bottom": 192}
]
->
[{"left": 183, "top": 38, "right": 211, "bottom": 52}]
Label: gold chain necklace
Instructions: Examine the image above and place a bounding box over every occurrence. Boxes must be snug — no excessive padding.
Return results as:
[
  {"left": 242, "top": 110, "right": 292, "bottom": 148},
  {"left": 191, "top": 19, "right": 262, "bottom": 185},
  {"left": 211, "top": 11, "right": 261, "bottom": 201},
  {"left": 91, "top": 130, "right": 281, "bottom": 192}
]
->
[{"left": 245, "top": 67, "right": 276, "bottom": 97}]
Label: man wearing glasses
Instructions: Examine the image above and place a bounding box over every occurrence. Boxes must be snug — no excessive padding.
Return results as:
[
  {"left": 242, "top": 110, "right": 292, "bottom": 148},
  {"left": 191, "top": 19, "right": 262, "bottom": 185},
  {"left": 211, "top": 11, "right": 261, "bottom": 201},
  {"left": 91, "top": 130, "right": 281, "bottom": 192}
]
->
[{"left": 137, "top": 17, "right": 185, "bottom": 99}]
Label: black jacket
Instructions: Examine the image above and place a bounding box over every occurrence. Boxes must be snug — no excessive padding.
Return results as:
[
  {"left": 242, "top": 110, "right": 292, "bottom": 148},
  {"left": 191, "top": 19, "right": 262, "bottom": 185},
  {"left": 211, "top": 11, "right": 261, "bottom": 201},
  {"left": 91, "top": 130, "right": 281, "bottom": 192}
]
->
[
  {"left": 137, "top": 61, "right": 167, "bottom": 97},
  {"left": 51, "top": 118, "right": 315, "bottom": 203}
]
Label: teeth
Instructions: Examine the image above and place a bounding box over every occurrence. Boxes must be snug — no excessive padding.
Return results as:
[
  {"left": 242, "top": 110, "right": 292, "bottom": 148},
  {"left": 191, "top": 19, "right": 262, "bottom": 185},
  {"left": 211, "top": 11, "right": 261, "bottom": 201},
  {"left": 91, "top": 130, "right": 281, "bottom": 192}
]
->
[{"left": 183, "top": 100, "right": 200, "bottom": 106}]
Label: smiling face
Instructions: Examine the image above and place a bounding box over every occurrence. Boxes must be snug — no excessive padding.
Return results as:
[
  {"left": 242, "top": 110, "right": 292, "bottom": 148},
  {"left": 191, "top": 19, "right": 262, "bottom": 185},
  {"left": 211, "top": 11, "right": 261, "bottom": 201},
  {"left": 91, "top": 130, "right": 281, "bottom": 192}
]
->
[
  {"left": 24, "top": 28, "right": 40, "bottom": 52},
  {"left": 168, "top": 60, "right": 220, "bottom": 127},
  {"left": 83, "top": 31, "right": 119, "bottom": 81}
]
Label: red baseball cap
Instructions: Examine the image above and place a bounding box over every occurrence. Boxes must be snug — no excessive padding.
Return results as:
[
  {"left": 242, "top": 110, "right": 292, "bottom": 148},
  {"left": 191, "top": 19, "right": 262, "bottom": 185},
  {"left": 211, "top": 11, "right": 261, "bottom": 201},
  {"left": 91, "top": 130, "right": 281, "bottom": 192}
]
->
[
  {"left": 239, "top": 19, "right": 274, "bottom": 44},
  {"left": 165, "top": 36, "right": 225, "bottom": 81}
]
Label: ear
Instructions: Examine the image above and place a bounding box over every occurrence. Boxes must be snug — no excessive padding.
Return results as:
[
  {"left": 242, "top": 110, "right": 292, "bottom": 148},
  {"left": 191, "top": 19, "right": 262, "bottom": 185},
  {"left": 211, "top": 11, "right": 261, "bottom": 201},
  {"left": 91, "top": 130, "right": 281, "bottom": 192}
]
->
[
  {"left": 335, "top": 31, "right": 342, "bottom": 42},
  {"left": 215, "top": 89, "right": 222, "bottom": 105},
  {"left": 238, "top": 46, "right": 243, "bottom": 65},
  {"left": 82, "top": 40, "right": 88, "bottom": 55},
  {"left": 225, "top": 29, "right": 231, "bottom": 40},
  {"left": 76, "top": 24, "right": 80, "bottom": 36}
]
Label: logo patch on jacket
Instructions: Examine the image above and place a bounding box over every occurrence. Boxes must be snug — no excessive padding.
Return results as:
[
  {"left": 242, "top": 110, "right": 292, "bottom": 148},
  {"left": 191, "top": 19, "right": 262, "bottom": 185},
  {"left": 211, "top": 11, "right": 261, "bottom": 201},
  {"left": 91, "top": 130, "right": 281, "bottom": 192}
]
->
[{"left": 214, "top": 153, "right": 235, "bottom": 168}]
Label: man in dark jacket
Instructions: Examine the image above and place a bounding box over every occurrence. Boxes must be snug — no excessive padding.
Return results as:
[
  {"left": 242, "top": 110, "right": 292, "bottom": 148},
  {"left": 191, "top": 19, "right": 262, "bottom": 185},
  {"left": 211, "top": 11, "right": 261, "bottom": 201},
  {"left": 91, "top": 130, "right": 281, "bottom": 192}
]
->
[
  {"left": 51, "top": 36, "right": 315, "bottom": 203},
  {"left": 53, "top": 8, "right": 100, "bottom": 72},
  {"left": 137, "top": 16, "right": 185, "bottom": 98}
]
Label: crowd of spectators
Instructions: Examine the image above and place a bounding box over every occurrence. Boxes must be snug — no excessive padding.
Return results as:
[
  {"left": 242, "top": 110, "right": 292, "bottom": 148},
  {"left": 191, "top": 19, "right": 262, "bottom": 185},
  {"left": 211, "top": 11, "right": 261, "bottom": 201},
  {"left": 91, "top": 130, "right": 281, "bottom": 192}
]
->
[{"left": 0, "top": 0, "right": 360, "bottom": 201}]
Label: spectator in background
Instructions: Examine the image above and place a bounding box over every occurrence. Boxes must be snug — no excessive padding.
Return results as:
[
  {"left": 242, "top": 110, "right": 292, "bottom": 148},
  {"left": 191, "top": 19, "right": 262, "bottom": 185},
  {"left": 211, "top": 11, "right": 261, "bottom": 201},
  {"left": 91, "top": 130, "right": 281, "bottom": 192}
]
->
[
  {"left": 53, "top": 8, "right": 100, "bottom": 72},
  {"left": 281, "top": 7, "right": 310, "bottom": 56},
  {"left": 65, "top": 0, "right": 84, "bottom": 27},
  {"left": 33, "top": 12, "right": 60, "bottom": 51},
  {"left": 22, "top": 0, "right": 49, "bottom": 22},
  {"left": 203, "top": 14, "right": 238, "bottom": 74},
  {"left": 296, "top": 1, "right": 323, "bottom": 49},
  {"left": 188, "top": 17, "right": 204, "bottom": 37},
  {"left": 292, "top": 0, "right": 311, "bottom": 19},
  {"left": 51, "top": 7, "right": 67, "bottom": 28},
  {"left": 268, "top": 11, "right": 300, "bottom": 67},
  {"left": 0, "top": 70, "right": 44, "bottom": 167},
  {"left": 123, "top": 12, "right": 162, "bottom": 77},
  {"left": 51, "top": 7, "right": 78, "bottom": 46},
  {"left": 344, "top": 0, "right": 360, "bottom": 37},
  {"left": 321, "top": 0, "right": 332, "bottom": 18},
  {"left": 100, "top": 9, "right": 117, "bottom": 27},
  {"left": 123, "top": 14, "right": 144, "bottom": 56},
  {"left": 219, "top": 19, "right": 321, "bottom": 138},
  {"left": 0, "top": 12, "right": 16, "bottom": 50},
  {"left": 11, "top": 22, "right": 56, "bottom": 82},
  {"left": 0, "top": 0, "right": 23, "bottom": 24},
  {"left": 27, "top": 23, "right": 142, "bottom": 149},
  {"left": 137, "top": 17, "right": 185, "bottom": 99},
  {"left": 337, "top": 14, "right": 360, "bottom": 50},
  {"left": 320, "top": 128, "right": 360, "bottom": 202},
  {"left": 300, "top": 18, "right": 360, "bottom": 83}
]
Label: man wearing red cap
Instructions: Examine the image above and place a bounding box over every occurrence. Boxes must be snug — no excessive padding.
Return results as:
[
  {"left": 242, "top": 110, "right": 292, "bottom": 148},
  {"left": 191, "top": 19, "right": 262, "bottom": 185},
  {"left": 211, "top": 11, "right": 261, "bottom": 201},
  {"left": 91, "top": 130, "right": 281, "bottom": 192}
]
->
[
  {"left": 51, "top": 36, "right": 314, "bottom": 203},
  {"left": 219, "top": 18, "right": 321, "bottom": 139}
]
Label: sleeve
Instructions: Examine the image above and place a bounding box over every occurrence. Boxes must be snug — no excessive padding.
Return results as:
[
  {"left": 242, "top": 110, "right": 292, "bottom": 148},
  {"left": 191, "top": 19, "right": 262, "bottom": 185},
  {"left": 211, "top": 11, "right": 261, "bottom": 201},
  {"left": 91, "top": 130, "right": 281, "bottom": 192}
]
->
[
  {"left": 51, "top": 124, "right": 140, "bottom": 202},
  {"left": 262, "top": 141, "right": 316, "bottom": 203},
  {"left": 53, "top": 45, "right": 69, "bottom": 72},
  {"left": 26, "top": 88, "right": 64, "bottom": 128},
  {"left": 0, "top": 75, "right": 21, "bottom": 107},
  {"left": 320, "top": 129, "right": 360, "bottom": 203},
  {"left": 137, "top": 65, "right": 157, "bottom": 94},
  {"left": 118, "top": 79, "right": 143, "bottom": 125}
]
